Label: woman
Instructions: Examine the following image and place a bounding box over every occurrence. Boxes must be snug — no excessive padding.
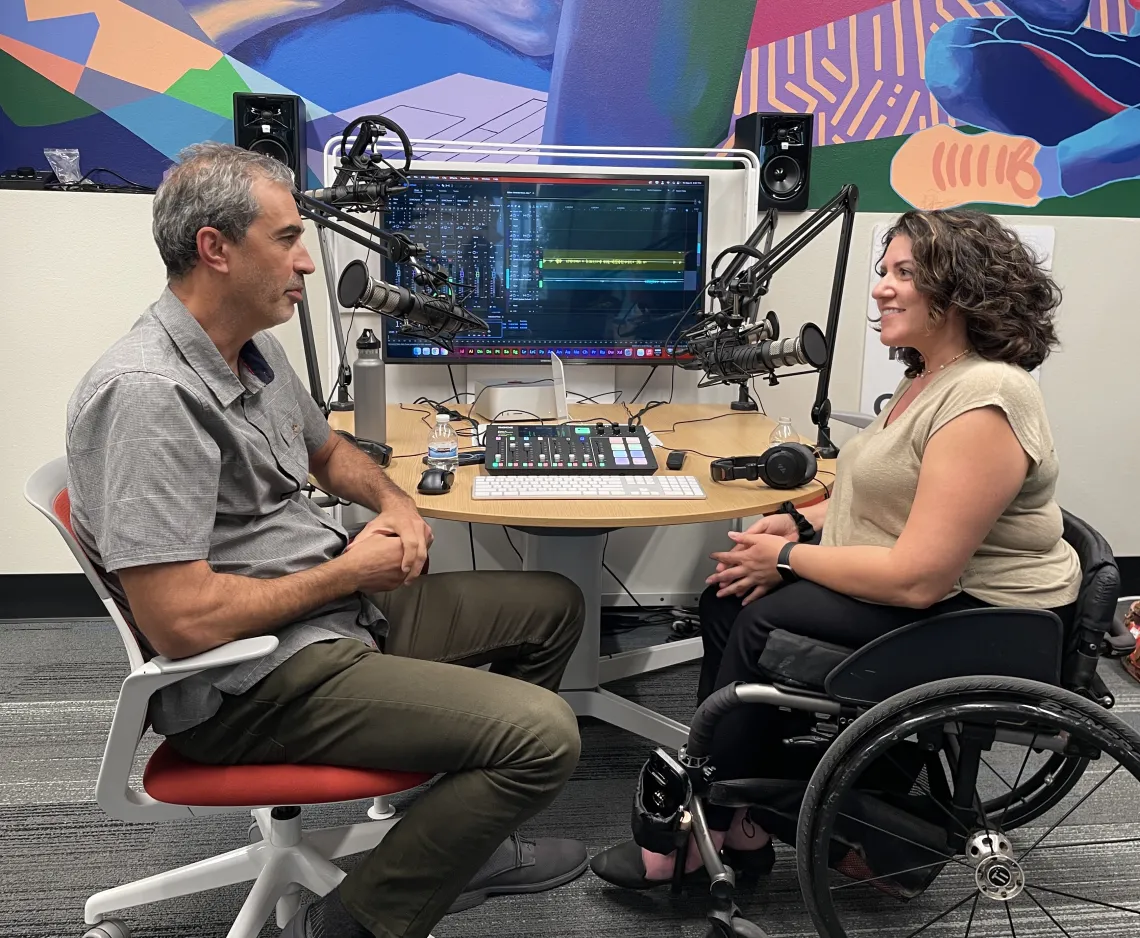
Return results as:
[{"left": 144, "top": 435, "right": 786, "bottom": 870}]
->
[{"left": 591, "top": 208, "right": 1082, "bottom": 888}]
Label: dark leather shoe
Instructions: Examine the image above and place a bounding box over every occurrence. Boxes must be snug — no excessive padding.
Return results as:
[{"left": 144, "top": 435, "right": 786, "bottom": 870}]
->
[
  {"left": 448, "top": 832, "right": 589, "bottom": 913},
  {"left": 589, "top": 838, "right": 775, "bottom": 890}
]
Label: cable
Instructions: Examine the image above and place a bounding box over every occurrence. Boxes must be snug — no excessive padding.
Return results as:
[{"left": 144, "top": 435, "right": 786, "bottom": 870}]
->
[
  {"left": 652, "top": 411, "right": 768, "bottom": 435},
  {"left": 629, "top": 366, "right": 657, "bottom": 404},
  {"left": 447, "top": 364, "right": 462, "bottom": 405},
  {"left": 503, "top": 526, "right": 524, "bottom": 565},
  {"left": 602, "top": 533, "right": 642, "bottom": 608},
  {"left": 46, "top": 166, "right": 154, "bottom": 193},
  {"left": 468, "top": 523, "right": 477, "bottom": 571}
]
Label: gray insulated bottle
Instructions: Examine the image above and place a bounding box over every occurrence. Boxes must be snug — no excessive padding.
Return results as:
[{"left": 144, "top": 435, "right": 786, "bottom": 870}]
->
[{"left": 353, "top": 328, "right": 386, "bottom": 443}]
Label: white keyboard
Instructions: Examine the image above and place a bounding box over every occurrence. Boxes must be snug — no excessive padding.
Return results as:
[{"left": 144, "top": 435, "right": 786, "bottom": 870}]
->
[{"left": 472, "top": 474, "right": 706, "bottom": 500}]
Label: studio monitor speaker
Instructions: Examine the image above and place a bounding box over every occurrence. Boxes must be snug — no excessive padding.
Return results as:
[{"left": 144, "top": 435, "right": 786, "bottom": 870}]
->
[
  {"left": 233, "top": 93, "right": 307, "bottom": 188},
  {"left": 734, "top": 111, "right": 814, "bottom": 212}
]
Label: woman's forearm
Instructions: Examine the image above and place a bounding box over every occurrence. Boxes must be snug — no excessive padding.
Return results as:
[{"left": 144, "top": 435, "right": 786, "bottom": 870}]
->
[
  {"left": 786, "top": 543, "right": 937, "bottom": 608},
  {"left": 801, "top": 499, "right": 829, "bottom": 529}
]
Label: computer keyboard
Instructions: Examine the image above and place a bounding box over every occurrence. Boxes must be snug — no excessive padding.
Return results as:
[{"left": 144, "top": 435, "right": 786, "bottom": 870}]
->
[{"left": 472, "top": 475, "right": 706, "bottom": 500}]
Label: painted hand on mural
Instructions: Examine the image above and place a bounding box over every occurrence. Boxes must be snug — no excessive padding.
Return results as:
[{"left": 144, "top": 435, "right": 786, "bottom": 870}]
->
[
  {"left": 891, "top": 0, "right": 1140, "bottom": 209},
  {"left": 184, "top": 0, "right": 564, "bottom": 56}
]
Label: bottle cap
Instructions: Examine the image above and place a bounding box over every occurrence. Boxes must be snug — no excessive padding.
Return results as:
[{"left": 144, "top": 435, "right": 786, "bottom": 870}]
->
[
  {"left": 435, "top": 413, "right": 449, "bottom": 423},
  {"left": 356, "top": 328, "right": 381, "bottom": 350}
]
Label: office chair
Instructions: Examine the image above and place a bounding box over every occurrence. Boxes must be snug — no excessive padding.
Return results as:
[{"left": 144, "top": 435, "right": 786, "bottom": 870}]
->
[{"left": 25, "top": 457, "right": 434, "bottom": 938}]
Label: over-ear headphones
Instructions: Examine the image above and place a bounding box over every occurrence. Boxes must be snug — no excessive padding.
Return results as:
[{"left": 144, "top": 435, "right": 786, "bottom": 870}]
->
[{"left": 709, "top": 442, "right": 817, "bottom": 489}]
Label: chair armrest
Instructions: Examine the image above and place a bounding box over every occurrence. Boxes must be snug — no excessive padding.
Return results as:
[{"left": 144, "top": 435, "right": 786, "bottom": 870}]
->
[
  {"left": 824, "top": 608, "right": 1063, "bottom": 706},
  {"left": 148, "top": 635, "right": 280, "bottom": 675},
  {"left": 96, "top": 635, "right": 279, "bottom": 822}
]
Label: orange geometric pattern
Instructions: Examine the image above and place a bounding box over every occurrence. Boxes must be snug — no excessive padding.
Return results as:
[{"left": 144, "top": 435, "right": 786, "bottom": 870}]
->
[
  {"left": 0, "top": 32, "right": 83, "bottom": 92},
  {"left": 25, "top": 0, "right": 221, "bottom": 91}
]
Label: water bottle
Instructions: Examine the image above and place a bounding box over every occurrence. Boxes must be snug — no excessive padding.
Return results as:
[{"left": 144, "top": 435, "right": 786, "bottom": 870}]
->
[
  {"left": 426, "top": 414, "right": 460, "bottom": 471},
  {"left": 769, "top": 416, "right": 798, "bottom": 447},
  {"left": 353, "top": 328, "right": 386, "bottom": 444}
]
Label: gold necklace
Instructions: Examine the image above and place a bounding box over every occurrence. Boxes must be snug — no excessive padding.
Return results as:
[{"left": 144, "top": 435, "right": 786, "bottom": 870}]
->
[{"left": 918, "top": 348, "right": 970, "bottom": 379}]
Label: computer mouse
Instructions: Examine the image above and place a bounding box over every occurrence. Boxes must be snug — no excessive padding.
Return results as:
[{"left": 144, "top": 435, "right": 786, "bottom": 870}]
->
[{"left": 417, "top": 467, "right": 454, "bottom": 495}]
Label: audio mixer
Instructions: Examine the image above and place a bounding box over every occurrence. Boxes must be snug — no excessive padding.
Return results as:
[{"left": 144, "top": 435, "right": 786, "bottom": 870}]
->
[{"left": 485, "top": 423, "right": 659, "bottom": 474}]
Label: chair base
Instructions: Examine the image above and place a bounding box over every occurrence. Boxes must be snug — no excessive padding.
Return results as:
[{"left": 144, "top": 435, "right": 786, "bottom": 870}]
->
[{"left": 84, "top": 806, "right": 397, "bottom": 938}]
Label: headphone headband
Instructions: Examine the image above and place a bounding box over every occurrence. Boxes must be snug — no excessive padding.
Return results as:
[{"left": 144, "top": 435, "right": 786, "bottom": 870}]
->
[{"left": 709, "top": 442, "right": 817, "bottom": 489}]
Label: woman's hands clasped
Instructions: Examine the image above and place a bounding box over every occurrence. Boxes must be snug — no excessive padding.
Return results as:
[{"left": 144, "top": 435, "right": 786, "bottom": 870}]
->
[{"left": 706, "top": 512, "right": 800, "bottom": 605}]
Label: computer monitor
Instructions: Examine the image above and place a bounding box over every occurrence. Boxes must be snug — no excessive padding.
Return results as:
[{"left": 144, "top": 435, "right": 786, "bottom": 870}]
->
[{"left": 379, "top": 169, "right": 709, "bottom": 364}]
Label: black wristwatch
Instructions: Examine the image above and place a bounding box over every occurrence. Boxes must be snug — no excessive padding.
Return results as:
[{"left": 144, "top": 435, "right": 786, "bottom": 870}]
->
[{"left": 777, "top": 542, "right": 799, "bottom": 584}]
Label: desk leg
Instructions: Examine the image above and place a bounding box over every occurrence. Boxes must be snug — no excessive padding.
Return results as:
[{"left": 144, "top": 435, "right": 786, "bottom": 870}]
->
[{"left": 521, "top": 532, "right": 691, "bottom": 751}]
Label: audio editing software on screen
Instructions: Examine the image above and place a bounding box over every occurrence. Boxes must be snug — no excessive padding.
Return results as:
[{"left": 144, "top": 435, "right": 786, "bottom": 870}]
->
[{"left": 381, "top": 173, "right": 708, "bottom": 363}]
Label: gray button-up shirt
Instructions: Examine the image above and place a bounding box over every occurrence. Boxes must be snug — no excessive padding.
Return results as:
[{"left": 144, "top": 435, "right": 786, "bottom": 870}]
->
[{"left": 66, "top": 288, "right": 383, "bottom": 735}]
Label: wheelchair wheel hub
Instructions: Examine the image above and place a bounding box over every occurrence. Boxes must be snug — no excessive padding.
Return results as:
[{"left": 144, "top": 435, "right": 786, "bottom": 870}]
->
[{"left": 966, "top": 830, "right": 1024, "bottom": 901}]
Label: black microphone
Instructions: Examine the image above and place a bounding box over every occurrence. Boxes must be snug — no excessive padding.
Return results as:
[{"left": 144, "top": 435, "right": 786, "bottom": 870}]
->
[
  {"left": 336, "top": 259, "right": 488, "bottom": 347},
  {"left": 680, "top": 320, "right": 828, "bottom": 381},
  {"left": 303, "top": 179, "right": 405, "bottom": 205}
]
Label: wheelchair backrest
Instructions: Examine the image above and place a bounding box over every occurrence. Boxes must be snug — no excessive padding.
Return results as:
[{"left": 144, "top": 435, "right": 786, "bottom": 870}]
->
[{"left": 1060, "top": 508, "right": 1120, "bottom": 687}]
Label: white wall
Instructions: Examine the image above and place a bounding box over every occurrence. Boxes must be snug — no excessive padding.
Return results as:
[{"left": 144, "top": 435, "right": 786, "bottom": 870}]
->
[{"left": 3, "top": 190, "right": 1138, "bottom": 599}]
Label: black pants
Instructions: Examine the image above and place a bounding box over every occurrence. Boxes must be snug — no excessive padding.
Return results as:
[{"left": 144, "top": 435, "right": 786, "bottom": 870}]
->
[{"left": 696, "top": 580, "right": 1075, "bottom": 830}]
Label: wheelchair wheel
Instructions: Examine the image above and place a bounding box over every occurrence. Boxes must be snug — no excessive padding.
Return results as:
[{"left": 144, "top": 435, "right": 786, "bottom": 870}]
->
[{"left": 797, "top": 676, "right": 1140, "bottom": 938}]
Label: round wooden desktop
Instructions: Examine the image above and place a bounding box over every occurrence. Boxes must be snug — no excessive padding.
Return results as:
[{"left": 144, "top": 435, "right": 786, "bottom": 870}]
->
[{"left": 330, "top": 403, "right": 835, "bottom": 749}]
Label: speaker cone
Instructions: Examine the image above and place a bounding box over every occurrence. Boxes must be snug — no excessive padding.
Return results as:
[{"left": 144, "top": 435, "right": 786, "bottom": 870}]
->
[{"left": 763, "top": 155, "right": 802, "bottom": 197}]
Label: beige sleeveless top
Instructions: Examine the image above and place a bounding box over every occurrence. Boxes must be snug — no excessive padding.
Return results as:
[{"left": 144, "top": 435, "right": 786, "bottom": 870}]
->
[{"left": 821, "top": 356, "right": 1080, "bottom": 608}]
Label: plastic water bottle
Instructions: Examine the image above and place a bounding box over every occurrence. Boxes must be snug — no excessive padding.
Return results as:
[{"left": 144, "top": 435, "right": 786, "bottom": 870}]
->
[
  {"left": 769, "top": 416, "right": 798, "bottom": 447},
  {"left": 426, "top": 413, "right": 459, "bottom": 471}
]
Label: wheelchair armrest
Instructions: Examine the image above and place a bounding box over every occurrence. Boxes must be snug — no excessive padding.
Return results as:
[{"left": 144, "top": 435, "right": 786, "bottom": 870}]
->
[{"left": 824, "top": 608, "right": 1064, "bottom": 706}]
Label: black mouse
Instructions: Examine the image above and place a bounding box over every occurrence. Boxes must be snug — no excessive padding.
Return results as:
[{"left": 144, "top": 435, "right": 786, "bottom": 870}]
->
[{"left": 417, "top": 467, "right": 454, "bottom": 495}]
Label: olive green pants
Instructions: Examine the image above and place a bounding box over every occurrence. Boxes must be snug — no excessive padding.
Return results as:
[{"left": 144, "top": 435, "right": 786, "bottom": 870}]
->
[{"left": 167, "top": 571, "right": 586, "bottom": 938}]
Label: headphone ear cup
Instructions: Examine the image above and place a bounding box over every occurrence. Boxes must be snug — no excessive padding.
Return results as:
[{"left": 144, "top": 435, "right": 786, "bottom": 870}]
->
[{"left": 758, "top": 443, "right": 817, "bottom": 489}]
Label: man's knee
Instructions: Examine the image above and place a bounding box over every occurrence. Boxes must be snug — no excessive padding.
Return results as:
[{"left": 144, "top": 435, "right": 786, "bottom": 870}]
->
[
  {"left": 699, "top": 583, "right": 738, "bottom": 653},
  {"left": 925, "top": 18, "right": 986, "bottom": 106},
  {"left": 533, "top": 571, "right": 586, "bottom": 638},
  {"left": 512, "top": 685, "right": 582, "bottom": 787}
]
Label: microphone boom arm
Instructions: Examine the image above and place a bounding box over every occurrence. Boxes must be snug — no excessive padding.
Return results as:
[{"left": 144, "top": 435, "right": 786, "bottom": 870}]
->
[{"left": 702, "top": 185, "right": 859, "bottom": 458}]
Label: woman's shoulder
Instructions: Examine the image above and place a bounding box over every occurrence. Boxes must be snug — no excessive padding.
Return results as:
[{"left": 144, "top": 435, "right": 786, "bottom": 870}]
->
[{"left": 946, "top": 357, "right": 1043, "bottom": 405}]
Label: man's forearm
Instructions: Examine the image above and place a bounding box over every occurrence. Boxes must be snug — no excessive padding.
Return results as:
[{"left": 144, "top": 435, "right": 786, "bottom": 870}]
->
[
  {"left": 167, "top": 557, "right": 359, "bottom": 658},
  {"left": 312, "top": 434, "right": 412, "bottom": 513}
]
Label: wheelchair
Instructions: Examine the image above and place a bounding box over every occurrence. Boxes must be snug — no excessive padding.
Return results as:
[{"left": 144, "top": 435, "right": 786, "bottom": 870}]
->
[{"left": 632, "top": 510, "right": 1140, "bottom": 938}]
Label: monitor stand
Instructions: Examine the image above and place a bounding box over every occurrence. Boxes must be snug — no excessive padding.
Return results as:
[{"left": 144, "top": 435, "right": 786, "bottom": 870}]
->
[{"left": 467, "top": 363, "right": 617, "bottom": 422}]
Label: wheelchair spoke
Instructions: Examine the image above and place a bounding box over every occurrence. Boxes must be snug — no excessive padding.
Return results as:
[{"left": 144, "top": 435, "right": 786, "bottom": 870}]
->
[
  {"left": 962, "top": 893, "right": 979, "bottom": 938},
  {"left": 1025, "top": 889, "right": 1076, "bottom": 938},
  {"left": 1032, "top": 835, "right": 1140, "bottom": 851},
  {"left": 1024, "top": 883, "right": 1140, "bottom": 917},
  {"left": 837, "top": 812, "right": 973, "bottom": 872},
  {"left": 831, "top": 858, "right": 952, "bottom": 891},
  {"left": 1017, "top": 763, "right": 1121, "bottom": 863},
  {"left": 901, "top": 891, "right": 978, "bottom": 938},
  {"left": 980, "top": 756, "right": 1015, "bottom": 793},
  {"left": 883, "top": 752, "right": 971, "bottom": 837},
  {"left": 994, "top": 731, "right": 1039, "bottom": 831},
  {"left": 1005, "top": 900, "right": 1017, "bottom": 938}
]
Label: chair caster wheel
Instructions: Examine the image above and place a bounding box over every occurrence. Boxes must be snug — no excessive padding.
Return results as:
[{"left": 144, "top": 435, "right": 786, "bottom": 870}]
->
[
  {"left": 704, "top": 916, "right": 770, "bottom": 938},
  {"left": 83, "top": 918, "right": 130, "bottom": 938},
  {"left": 248, "top": 820, "right": 262, "bottom": 843}
]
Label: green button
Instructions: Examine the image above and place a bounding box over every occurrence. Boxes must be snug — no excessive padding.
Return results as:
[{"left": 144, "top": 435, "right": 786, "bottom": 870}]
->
[{"left": 574, "top": 426, "right": 591, "bottom": 434}]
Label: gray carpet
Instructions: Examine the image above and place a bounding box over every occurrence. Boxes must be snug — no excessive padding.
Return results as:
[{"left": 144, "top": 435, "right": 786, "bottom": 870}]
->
[{"left": 3, "top": 615, "right": 1140, "bottom": 938}]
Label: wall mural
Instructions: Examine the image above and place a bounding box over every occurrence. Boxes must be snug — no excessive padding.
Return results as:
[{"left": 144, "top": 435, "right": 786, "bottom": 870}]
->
[{"left": 1, "top": 0, "right": 1138, "bottom": 215}]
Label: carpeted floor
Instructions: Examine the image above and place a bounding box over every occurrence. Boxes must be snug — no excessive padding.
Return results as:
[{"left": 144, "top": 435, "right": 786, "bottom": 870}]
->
[{"left": 3, "top": 614, "right": 1140, "bottom": 938}]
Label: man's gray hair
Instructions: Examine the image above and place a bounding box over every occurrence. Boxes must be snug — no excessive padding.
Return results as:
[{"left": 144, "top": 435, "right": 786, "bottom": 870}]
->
[{"left": 152, "top": 142, "right": 296, "bottom": 279}]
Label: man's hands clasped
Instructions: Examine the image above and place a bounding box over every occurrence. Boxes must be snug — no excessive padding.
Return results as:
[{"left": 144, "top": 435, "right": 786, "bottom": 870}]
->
[
  {"left": 706, "top": 512, "right": 800, "bottom": 605},
  {"left": 341, "top": 496, "right": 434, "bottom": 591}
]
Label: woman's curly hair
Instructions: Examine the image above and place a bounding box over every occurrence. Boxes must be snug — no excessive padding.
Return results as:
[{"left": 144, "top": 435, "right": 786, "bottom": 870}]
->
[{"left": 877, "top": 209, "right": 1061, "bottom": 377}]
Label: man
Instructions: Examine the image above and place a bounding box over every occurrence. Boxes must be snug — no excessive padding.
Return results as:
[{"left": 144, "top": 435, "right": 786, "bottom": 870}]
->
[{"left": 65, "top": 142, "right": 588, "bottom": 938}]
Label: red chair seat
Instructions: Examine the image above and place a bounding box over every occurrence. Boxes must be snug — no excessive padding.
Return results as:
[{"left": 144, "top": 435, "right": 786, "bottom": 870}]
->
[{"left": 143, "top": 741, "right": 433, "bottom": 806}]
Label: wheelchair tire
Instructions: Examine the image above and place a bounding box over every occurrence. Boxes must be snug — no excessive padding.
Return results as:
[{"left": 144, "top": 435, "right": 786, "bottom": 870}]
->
[{"left": 796, "top": 675, "right": 1140, "bottom": 938}]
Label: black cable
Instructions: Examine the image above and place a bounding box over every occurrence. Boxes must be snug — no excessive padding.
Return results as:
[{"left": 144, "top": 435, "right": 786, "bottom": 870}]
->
[
  {"left": 602, "top": 533, "right": 642, "bottom": 608},
  {"left": 469, "top": 523, "right": 477, "bottom": 570},
  {"left": 447, "top": 364, "right": 462, "bottom": 405},
  {"left": 629, "top": 366, "right": 657, "bottom": 404},
  {"left": 46, "top": 166, "right": 154, "bottom": 193},
  {"left": 652, "top": 411, "right": 768, "bottom": 435},
  {"left": 503, "top": 526, "right": 524, "bottom": 565}
]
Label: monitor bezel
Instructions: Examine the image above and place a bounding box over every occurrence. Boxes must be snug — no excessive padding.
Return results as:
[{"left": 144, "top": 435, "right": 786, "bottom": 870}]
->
[{"left": 377, "top": 167, "right": 711, "bottom": 366}]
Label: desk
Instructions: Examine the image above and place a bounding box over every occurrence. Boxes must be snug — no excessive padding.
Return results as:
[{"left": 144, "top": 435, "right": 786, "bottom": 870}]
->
[{"left": 330, "top": 404, "right": 833, "bottom": 749}]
